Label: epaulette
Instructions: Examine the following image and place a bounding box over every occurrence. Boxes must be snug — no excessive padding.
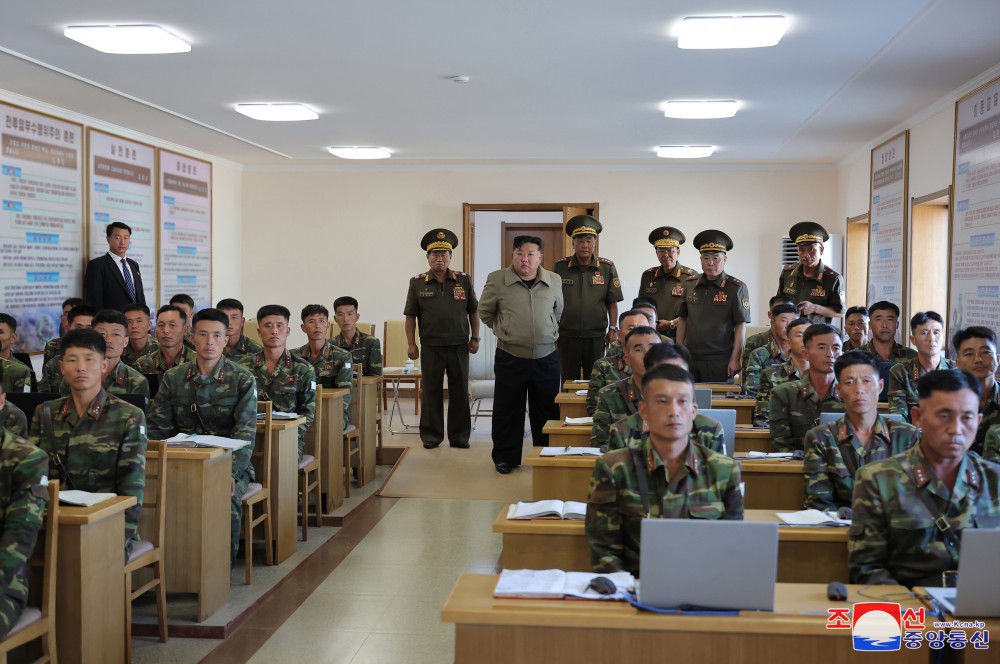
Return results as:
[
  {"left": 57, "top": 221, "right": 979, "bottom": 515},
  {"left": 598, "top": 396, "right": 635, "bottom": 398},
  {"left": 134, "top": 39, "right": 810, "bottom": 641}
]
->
[
  {"left": 782, "top": 264, "right": 796, "bottom": 272},
  {"left": 726, "top": 275, "right": 744, "bottom": 286},
  {"left": 555, "top": 256, "right": 570, "bottom": 264},
  {"left": 412, "top": 272, "right": 428, "bottom": 281},
  {"left": 685, "top": 274, "right": 699, "bottom": 282},
  {"left": 599, "top": 257, "right": 615, "bottom": 266},
  {"left": 680, "top": 266, "right": 697, "bottom": 276}
]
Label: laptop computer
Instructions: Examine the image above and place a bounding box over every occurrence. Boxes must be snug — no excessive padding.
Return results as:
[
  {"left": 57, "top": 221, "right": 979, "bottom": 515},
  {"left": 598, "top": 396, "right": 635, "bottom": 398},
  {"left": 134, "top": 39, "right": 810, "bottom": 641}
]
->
[
  {"left": 698, "top": 408, "right": 736, "bottom": 457},
  {"left": 925, "top": 530, "right": 1000, "bottom": 617},
  {"left": 639, "top": 519, "right": 778, "bottom": 611},
  {"left": 819, "top": 412, "right": 903, "bottom": 426},
  {"left": 694, "top": 388, "right": 712, "bottom": 410}
]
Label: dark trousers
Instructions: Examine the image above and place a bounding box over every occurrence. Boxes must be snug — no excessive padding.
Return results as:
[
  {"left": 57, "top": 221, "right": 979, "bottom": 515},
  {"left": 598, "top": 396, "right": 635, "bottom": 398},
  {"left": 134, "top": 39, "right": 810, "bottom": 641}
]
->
[
  {"left": 689, "top": 352, "right": 730, "bottom": 383},
  {"left": 420, "top": 344, "right": 471, "bottom": 446},
  {"left": 558, "top": 334, "right": 605, "bottom": 382},
  {"left": 492, "top": 349, "right": 560, "bottom": 465}
]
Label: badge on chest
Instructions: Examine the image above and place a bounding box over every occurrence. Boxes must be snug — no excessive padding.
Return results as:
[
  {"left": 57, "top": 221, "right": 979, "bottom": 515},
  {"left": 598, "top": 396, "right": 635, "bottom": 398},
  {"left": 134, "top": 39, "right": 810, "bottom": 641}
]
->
[
  {"left": 453, "top": 285, "right": 467, "bottom": 301},
  {"left": 783, "top": 282, "right": 797, "bottom": 296},
  {"left": 810, "top": 286, "right": 826, "bottom": 298},
  {"left": 671, "top": 284, "right": 685, "bottom": 297},
  {"left": 713, "top": 292, "right": 728, "bottom": 303},
  {"left": 591, "top": 271, "right": 605, "bottom": 286}
]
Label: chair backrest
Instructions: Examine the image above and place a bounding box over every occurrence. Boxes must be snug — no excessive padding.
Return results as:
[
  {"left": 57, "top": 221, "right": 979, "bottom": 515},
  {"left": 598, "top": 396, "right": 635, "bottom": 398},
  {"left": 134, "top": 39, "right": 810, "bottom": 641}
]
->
[
  {"left": 41, "top": 480, "right": 59, "bottom": 620},
  {"left": 468, "top": 325, "right": 497, "bottom": 381},
  {"left": 327, "top": 321, "right": 376, "bottom": 338},
  {"left": 5, "top": 393, "right": 59, "bottom": 420},
  {"left": 255, "top": 401, "right": 273, "bottom": 489},
  {"left": 349, "top": 372, "right": 364, "bottom": 428},
  {"left": 143, "top": 372, "right": 160, "bottom": 398},
  {"left": 382, "top": 320, "right": 418, "bottom": 367},
  {"left": 143, "top": 440, "right": 168, "bottom": 548},
  {"left": 244, "top": 319, "right": 262, "bottom": 345}
]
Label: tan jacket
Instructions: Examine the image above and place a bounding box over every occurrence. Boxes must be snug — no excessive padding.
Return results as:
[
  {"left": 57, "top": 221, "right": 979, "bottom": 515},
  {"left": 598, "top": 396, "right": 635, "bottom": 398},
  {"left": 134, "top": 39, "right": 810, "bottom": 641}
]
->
[{"left": 479, "top": 266, "right": 564, "bottom": 359}]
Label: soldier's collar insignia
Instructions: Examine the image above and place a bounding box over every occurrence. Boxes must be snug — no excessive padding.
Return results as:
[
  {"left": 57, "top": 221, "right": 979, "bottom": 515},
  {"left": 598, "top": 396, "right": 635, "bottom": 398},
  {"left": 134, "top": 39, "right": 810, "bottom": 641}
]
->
[
  {"left": 114, "top": 365, "right": 125, "bottom": 385},
  {"left": 966, "top": 466, "right": 980, "bottom": 490},
  {"left": 912, "top": 463, "right": 930, "bottom": 488},
  {"left": 217, "top": 365, "right": 227, "bottom": 381}
]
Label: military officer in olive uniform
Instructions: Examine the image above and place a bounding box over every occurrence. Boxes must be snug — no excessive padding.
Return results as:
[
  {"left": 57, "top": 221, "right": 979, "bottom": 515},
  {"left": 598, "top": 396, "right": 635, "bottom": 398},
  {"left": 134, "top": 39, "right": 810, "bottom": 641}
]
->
[
  {"left": 553, "top": 215, "right": 624, "bottom": 382},
  {"left": 404, "top": 229, "right": 479, "bottom": 449},
  {"left": 676, "top": 230, "right": 751, "bottom": 382},
  {"left": 638, "top": 226, "right": 697, "bottom": 339},
  {"left": 777, "top": 222, "right": 845, "bottom": 323}
]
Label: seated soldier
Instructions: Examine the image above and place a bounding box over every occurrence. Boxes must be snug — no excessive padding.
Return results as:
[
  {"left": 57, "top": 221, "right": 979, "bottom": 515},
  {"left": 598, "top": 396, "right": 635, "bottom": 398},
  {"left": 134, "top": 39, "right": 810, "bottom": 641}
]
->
[
  {"left": 332, "top": 296, "right": 382, "bottom": 376},
  {"left": 586, "top": 309, "right": 648, "bottom": 415},
  {"left": 295, "top": 304, "right": 352, "bottom": 427},
  {"left": 217, "top": 298, "right": 263, "bottom": 361},
  {"left": 0, "top": 313, "right": 34, "bottom": 390},
  {"left": 803, "top": 351, "right": 919, "bottom": 511},
  {"left": 28, "top": 329, "right": 146, "bottom": 559},
  {"left": 122, "top": 303, "right": 159, "bottom": 368},
  {"left": 609, "top": 342, "right": 726, "bottom": 453},
  {"left": 984, "top": 424, "right": 1000, "bottom": 463},
  {"left": 888, "top": 311, "right": 955, "bottom": 423},
  {"left": 753, "top": 317, "right": 811, "bottom": 425},
  {"left": 630, "top": 297, "right": 673, "bottom": 344},
  {"left": 952, "top": 326, "right": 999, "bottom": 455},
  {"left": 0, "top": 427, "right": 48, "bottom": 640},
  {"left": 0, "top": 382, "right": 28, "bottom": 438},
  {"left": 135, "top": 305, "right": 195, "bottom": 380},
  {"left": 42, "top": 297, "right": 87, "bottom": 365},
  {"left": 769, "top": 323, "right": 845, "bottom": 452},
  {"left": 591, "top": 326, "right": 660, "bottom": 449},
  {"left": 146, "top": 308, "right": 259, "bottom": 567},
  {"left": 169, "top": 293, "right": 196, "bottom": 349},
  {"left": 842, "top": 305, "right": 870, "bottom": 351},
  {"left": 849, "top": 369, "right": 1000, "bottom": 587},
  {"left": 743, "top": 302, "right": 800, "bottom": 398},
  {"left": 863, "top": 301, "right": 917, "bottom": 362},
  {"left": 37, "top": 304, "right": 96, "bottom": 393},
  {"left": 742, "top": 294, "right": 795, "bottom": 375},
  {"left": 55, "top": 309, "right": 149, "bottom": 398},
  {"left": 586, "top": 364, "right": 744, "bottom": 575},
  {"left": 239, "top": 305, "right": 316, "bottom": 460},
  {"left": 0, "top": 356, "right": 31, "bottom": 397}
]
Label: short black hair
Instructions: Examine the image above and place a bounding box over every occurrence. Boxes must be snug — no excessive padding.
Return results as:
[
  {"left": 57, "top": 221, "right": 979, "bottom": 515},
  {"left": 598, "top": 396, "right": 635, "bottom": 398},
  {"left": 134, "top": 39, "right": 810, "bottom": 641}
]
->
[
  {"left": 618, "top": 309, "right": 648, "bottom": 324},
  {"left": 917, "top": 368, "right": 981, "bottom": 401},
  {"left": 845, "top": 305, "right": 869, "bottom": 320},
  {"left": 513, "top": 235, "right": 543, "bottom": 251},
  {"left": 641, "top": 363, "right": 695, "bottom": 392},
  {"left": 768, "top": 294, "right": 795, "bottom": 308},
  {"left": 952, "top": 326, "right": 998, "bottom": 353},
  {"left": 0, "top": 313, "right": 16, "bottom": 331},
  {"left": 834, "top": 350, "right": 880, "bottom": 380},
  {"left": 156, "top": 304, "right": 187, "bottom": 323},
  {"left": 62, "top": 297, "right": 86, "bottom": 310},
  {"left": 868, "top": 300, "right": 900, "bottom": 317},
  {"left": 771, "top": 302, "right": 800, "bottom": 318},
  {"left": 257, "top": 304, "right": 291, "bottom": 322},
  {"left": 122, "top": 303, "right": 150, "bottom": 317},
  {"left": 67, "top": 305, "right": 97, "bottom": 324},
  {"left": 631, "top": 298, "right": 658, "bottom": 312},
  {"left": 169, "top": 293, "right": 195, "bottom": 309},
  {"left": 92, "top": 309, "right": 128, "bottom": 329},
  {"left": 216, "top": 298, "right": 245, "bottom": 314},
  {"left": 106, "top": 221, "right": 132, "bottom": 237},
  {"left": 301, "top": 304, "right": 329, "bottom": 320},
  {"left": 333, "top": 296, "right": 359, "bottom": 311},
  {"left": 803, "top": 323, "right": 841, "bottom": 346},
  {"left": 192, "top": 308, "right": 229, "bottom": 331},
  {"left": 624, "top": 325, "right": 659, "bottom": 347},
  {"left": 60, "top": 328, "right": 106, "bottom": 356},
  {"left": 643, "top": 342, "right": 691, "bottom": 370},
  {"left": 786, "top": 317, "right": 813, "bottom": 336},
  {"left": 909, "top": 311, "right": 944, "bottom": 332}
]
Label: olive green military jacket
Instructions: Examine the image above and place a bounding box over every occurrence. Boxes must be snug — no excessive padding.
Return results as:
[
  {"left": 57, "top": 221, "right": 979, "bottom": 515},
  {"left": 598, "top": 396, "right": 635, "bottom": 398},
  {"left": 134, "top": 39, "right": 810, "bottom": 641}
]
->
[
  {"left": 586, "top": 354, "right": 628, "bottom": 416},
  {"left": 862, "top": 339, "right": 917, "bottom": 363},
  {"left": 678, "top": 272, "right": 751, "bottom": 357},
  {"left": 293, "top": 340, "right": 352, "bottom": 428},
  {"left": 974, "top": 381, "right": 1000, "bottom": 457},
  {"left": 887, "top": 356, "right": 956, "bottom": 423},
  {"left": 0, "top": 402, "right": 28, "bottom": 437},
  {"left": 743, "top": 337, "right": 789, "bottom": 399},
  {"left": 983, "top": 424, "right": 1000, "bottom": 463},
  {"left": 333, "top": 330, "right": 382, "bottom": 376},
  {"left": 638, "top": 263, "right": 697, "bottom": 329},
  {"left": 776, "top": 261, "right": 845, "bottom": 323},
  {"left": 0, "top": 358, "right": 31, "bottom": 395},
  {"left": 769, "top": 376, "right": 844, "bottom": 452},
  {"left": 742, "top": 330, "right": 773, "bottom": 377},
  {"left": 0, "top": 430, "right": 48, "bottom": 617},
  {"left": 239, "top": 350, "right": 316, "bottom": 454},
  {"left": 554, "top": 256, "right": 624, "bottom": 338},
  {"left": 753, "top": 360, "right": 806, "bottom": 426},
  {"left": 122, "top": 337, "right": 159, "bottom": 369},
  {"left": 403, "top": 269, "right": 478, "bottom": 346},
  {"left": 134, "top": 346, "right": 197, "bottom": 381},
  {"left": 56, "top": 360, "right": 150, "bottom": 399},
  {"left": 608, "top": 411, "right": 727, "bottom": 455},
  {"left": 223, "top": 334, "right": 263, "bottom": 362}
]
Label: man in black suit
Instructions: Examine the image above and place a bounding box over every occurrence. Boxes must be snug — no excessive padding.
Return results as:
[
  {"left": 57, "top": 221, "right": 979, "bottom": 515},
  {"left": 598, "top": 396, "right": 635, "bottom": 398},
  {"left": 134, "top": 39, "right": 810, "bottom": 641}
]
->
[{"left": 84, "top": 222, "right": 146, "bottom": 312}]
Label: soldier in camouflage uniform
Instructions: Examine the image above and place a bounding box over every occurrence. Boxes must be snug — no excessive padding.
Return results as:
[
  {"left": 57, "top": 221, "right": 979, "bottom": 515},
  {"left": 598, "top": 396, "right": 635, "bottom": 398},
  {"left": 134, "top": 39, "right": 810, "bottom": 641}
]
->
[
  {"left": 240, "top": 305, "right": 316, "bottom": 459},
  {"left": 217, "top": 298, "right": 263, "bottom": 361},
  {"left": 122, "top": 303, "right": 159, "bottom": 368},
  {"left": 28, "top": 329, "right": 146, "bottom": 559},
  {"left": 743, "top": 303, "right": 799, "bottom": 398},
  {"left": 887, "top": 311, "right": 955, "bottom": 423},
  {"left": 849, "top": 369, "right": 1000, "bottom": 587},
  {"left": 864, "top": 301, "right": 917, "bottom": 363},
  {"left": 842, "top": 306, "right": 870, "bottom": 352},
  {"left": 0, "top": 383, "right": 28, "bottom": 437},
  {"left": 585, "top": 310, "right": 648, "bottom": 415},
  {"left": 40, "top": 297, "right": 87, "bottom": 366},
  {"left": 146, "top": 308, "right": 259, "bottom": 566},
  {"left": 776, "top": 222, "right": 845, "bottom": 323},
  {"left": 135, "top": 305, "right": 196, "bottom": 381},
  {"left": 296, "top": 304, "right": 352, "bottom": 428},
  {"left": 983, "top": 424, "right": 1000, "bottom": 463},
  {"left": 0, "top": 314, "right": 35, "bottom": 391},
  {"left": 591, "top": 327, "right": 661, "bottom": 448},
  {"left": 952, "top": 326, "right": 1000, "bottom": 455},
  {"left": 0, "top": 428, "right": 48, "bottom": 639},
  {"left": 769, "top": 324, "right": 845, "bottom": 452},
  {"left": 0, "top": 356, "right": 31, "bottom": 396},
  {"left": 586, "top": 364, "right": 743, "bottom": 575},
  {"left": 37, "top": 304, "right": 96, "bottom": 393},
  {"left": 333, "top": 296, "right": 383, "bottom": 376},
  {"left": 804, "top": 351, "right": 919, "bottom": 510},
  {"left": 637, "top": 226, "right": 697, "bottom": 340},
  {"left": 741, "top": 295, "right": 795, "bottom": 376},
  {"left": 53, "top": 309, "right": 149, "bottom": 399},
  {"left": 169, "top": 293, "right": 197, "bottom": 350},
  {"left": 753, "top": 317, "right": 811, "bottom": 425}
]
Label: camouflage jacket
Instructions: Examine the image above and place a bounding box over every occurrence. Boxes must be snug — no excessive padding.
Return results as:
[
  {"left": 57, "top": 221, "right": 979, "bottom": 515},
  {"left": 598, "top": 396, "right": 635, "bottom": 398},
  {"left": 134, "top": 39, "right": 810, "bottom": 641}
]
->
[
  {"left": 0, "top": 402, "right": 28, "bottom": 437},
  {"left": 887, "top": 356, "right": 956, "bottom": 423},
  {"left": 332, "top": 330, "right": 382, "bottom": 376},
  {"left": 0, "top": 430, "right": 48, "bottom": 610},
  {"left": 848, "top": 443, "right": 1000, "bottom": 587},
  {"left": 586, "top": 354, "right": 629, "bottom": 416},
  {"left": 122, "top": 337, "right": 159, "bottom": 369},
  {"left": 591, "top": 377, "right": 640, "bottom": 448},
  {"left": 769, "top": 376, "right": 844, "bottom": 452},
  {"left": 983, "top": 424, "right": 1000, "bottom": 464},
  {"left": 0, "top": 358, "right": 31, "bottom": 395},
  {"left": 28, "top": 390, "right": 146, "bottom": 558},
  {"left": 42, "top": 338, "right": 60, "bottom": 366},
  {"left": 223, "top": 334, "right": 263, "bottom": 362},
  {"left": 37, "top": 356, "right": 62, "bottom": 394},
  {"left": 753, "top": 360, "right": 806, "bottom": 426},
  {"left": 803, "top": 415, "right": 919, "bottom": 510},
  {"left": 293, "top": 340, "right": 352, "bottom": 428},
  {"left": 57, "top": 360, "right": 150, "bottom": 399},
  {"left": 609, "top": 411, "right": 726, "bottom": 455},
  {"left": 239, "top": 350, "right": 316, "bottom": 454},
  {"left": 974, "top": 381, "right": 1000, "bottom": 457},
  {"left": 146, "top": 359, "right": 259, "bottom": 481},
  {"left": 742, "top": 330, "right": 773, "bottom": 376},
  {"left": 743, "top": 337, "right": 789, "bottom": 399},
  {"left": 134, "top": 345, "right": 197, "bottom": 381},
  {"left": 862, "top": 339, "right": 918, "bottom": 363},
  {"left": 586, "top": 435, "right": 743, "bottom": 575}
]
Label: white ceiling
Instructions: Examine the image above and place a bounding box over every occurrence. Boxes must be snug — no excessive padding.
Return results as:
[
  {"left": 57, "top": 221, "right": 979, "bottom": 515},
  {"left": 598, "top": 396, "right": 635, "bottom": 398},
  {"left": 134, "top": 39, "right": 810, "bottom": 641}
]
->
[{"left": 1, "top": 0, "right": 998, "bottom": 166}]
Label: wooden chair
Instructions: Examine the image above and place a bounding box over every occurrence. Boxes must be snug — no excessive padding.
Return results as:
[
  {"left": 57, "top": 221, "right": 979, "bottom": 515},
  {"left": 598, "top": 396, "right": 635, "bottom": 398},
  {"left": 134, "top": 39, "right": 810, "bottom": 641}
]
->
[
  {"left": 0, "top": 480, "right": 59, "bottom": 664},
  {"left": 382, "top": 320, "right": 420, "bottom": 412},
  {"left": 242, "top": 401, "right": 274, "bottom": 584},
  {"left": 343, "top": 374, "right": 364, "bottom": 498},
  {"left": 373, "top": 376, "right": 385, "bottom": 464},
  {"left": 299, "top": 386, "right": 323, "bottom": 540},
  {"left": 125, "top": 441, "right": 168, "bottom": 662}
]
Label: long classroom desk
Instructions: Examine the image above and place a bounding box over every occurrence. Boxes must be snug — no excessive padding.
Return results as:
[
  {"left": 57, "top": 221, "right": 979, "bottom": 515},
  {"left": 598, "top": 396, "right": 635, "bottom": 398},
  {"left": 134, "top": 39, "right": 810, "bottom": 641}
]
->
[
  {"left": 542, "top": 420, "right": 776, "bottom": 454},
  {"left": 441, "top": 574, "right": 925, "bottom": 664},
  {"left": 563, "top": 381, "right": 739, "bottom": 395},
  {"left": 555, "top": 391, "right": 588, "bottom": 420},
  {"left": 256, "top": 416, "right": 304, "bottom": 564},
  {"left": 311, "top": 387, "right": 347, "bottom": 511},
  {"left": 492, "top": 507, "right": 847, "bottom": 584}
]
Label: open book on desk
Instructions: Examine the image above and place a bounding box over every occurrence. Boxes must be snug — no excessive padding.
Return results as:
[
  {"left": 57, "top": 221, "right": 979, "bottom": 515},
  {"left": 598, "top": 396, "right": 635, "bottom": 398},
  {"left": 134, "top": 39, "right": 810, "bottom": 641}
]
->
[
  {"left": 540, "top": 446, "right": 601, "bottom": 457},
  {"left": 507, "top": 500, "right": 586, "bottom": 521},
  {"left": 776, "top": 509, "right": 851, "bottom": 527},
  {"left": 165, "top": 433, "right": 251, "bottom": 450},
  {"left": 257, "top": 411, "right": 299, "bottom": 420},
  {"left": 494, "top": 569, "right": 634, "bottom": 601},
  {"left": 59, "top": 489, "right": 117, "bottom": 507}
]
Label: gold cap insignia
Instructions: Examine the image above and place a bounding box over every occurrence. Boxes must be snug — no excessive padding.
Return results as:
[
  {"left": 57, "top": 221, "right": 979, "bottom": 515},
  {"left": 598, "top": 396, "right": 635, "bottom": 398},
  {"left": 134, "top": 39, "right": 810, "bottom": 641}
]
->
[
  {"left": 436, "top": 231, "right": 445, "bottom": 239},
  {"left": 663, "top": 229, "right": 670, "bottom": 236}
]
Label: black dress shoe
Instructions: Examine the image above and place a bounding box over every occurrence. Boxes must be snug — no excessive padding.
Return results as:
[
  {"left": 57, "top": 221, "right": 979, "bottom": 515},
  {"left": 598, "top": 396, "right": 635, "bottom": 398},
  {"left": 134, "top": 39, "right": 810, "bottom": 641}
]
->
[
  {"left": 495, "top": 461, "right": 513, "bottom": 474},
  {"left": 450, "top": 441, "right": 470, "bottom": 448},
  {"left": 423, "top": 441, "right": 441, "bottom": 449}
]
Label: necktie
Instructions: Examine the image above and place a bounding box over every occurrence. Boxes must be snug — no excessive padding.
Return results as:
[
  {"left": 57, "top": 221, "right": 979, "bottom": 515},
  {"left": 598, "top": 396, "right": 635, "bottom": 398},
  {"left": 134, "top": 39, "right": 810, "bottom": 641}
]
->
[{"left": 121, "top": 258, "right": 137, "bottom": 302}]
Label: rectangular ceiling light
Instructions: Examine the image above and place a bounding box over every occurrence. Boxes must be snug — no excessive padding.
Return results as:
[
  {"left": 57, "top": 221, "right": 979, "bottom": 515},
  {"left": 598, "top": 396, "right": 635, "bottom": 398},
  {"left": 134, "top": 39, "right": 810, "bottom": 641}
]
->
[
  {"left": 328, "top": 147, "right": 392, "bottom": 160},
  {"left": 677, "top": 16, "right": 787, "bottom": 49},
  {"left": 64, "top": 24, "right": 191, "bottom": 54},
  {"left": 663, "top": 100, "right": 739, "bottom": 119},
  {"left": 234, "top": 103, "right": 318, "bottom": 121},
  {"left": 656, "top": 145, "right": 715, "bottom": 159}
]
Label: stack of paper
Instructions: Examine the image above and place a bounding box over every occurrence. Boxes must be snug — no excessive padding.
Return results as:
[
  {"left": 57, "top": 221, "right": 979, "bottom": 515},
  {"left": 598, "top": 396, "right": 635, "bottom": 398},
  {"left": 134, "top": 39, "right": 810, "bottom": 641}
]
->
[
  {"left": 165, "top": 433, "right": 251, "bottom": 450},
  {"left": 776, "top": 509, "right": 851, "bottom": 526},
  {"left": 574, "top": 389, "right": 589, "bottom": 396},
  {"left": 59, "top": 490, "right": 116, "bottom": 507},
  {"left": 564, "top": 416, "right": 593, "bottom": 426},
  {"left": 257, "top": 411, "right": 299, "bottom": 420},
  {"left": 572, "top": 379, "right": 589, "bottom": 384},
  {"left": 540, "top": 446, "right": 601, "bottom": 457},
  {"left": 743, "top": 451, "right": 795, "bottom": 459}
]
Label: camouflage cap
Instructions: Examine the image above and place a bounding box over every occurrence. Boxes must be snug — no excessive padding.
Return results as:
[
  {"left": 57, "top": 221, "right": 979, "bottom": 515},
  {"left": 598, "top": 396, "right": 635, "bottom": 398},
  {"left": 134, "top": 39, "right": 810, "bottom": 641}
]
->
[
  {"left": 648, "top": 226, "right": 685, "bottom": 248},
  {"left": 566, "top": 214, "right": 602, "bottom": 237},
  {"left": 693, "top": 229, "right": 733, "bottom": 254},
  {"left": 789, "top": 221, "right": 829, "bottom": 245},
  {"left": 421, "top": 228, "right": 458, "bottom": 252}
]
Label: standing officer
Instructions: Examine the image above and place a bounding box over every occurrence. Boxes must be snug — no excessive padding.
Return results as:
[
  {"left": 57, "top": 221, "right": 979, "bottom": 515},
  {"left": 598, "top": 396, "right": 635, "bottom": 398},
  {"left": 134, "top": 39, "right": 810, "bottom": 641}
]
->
[
  {"left": 404, "top": 229, "right": 479, "bottom": 449},
  {"left": 638, "top": 226, "right": 697, "bottom": 339},
  {"left": 777, "top": 222, "right": 845, "bottom": 323},
  {"left": 676, "top": 230, "right": 751, "bottom": 382},
  {"left": 553, "top": 215, "right": 624, "bottom": 382}
]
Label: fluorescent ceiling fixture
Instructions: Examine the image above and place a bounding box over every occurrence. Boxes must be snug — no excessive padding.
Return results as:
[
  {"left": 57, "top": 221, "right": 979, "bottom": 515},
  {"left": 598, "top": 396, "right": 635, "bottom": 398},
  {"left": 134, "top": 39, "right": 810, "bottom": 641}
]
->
[
  {"left": 64, "top": 24, "right": 190, "bottom": 54},
  {"left": 663, "top": 100, "right": 739, "bottom": 119},
  {"left": 656, "top": 145, "right": 714, "bottom": 159},
  {"left": 677, "top": 16, "right": 787, "bottom": 49},
  {"left": 328, "top": 147, "right": 392, "bottom": 160},
  {"left": 234, "top": 103, "right": 318, "bottom": 121}
]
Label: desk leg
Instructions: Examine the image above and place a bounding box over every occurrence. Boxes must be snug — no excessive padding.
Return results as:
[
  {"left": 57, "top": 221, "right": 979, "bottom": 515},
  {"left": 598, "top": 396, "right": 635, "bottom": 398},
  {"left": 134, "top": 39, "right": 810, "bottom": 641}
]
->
[
  {"left": 360, "top": 380, "right": 378, "bottom": 485},
  {"left": 321, "top": 397, "right": 345, "bottom": 513},
  {"left": 270, "top": 427, "right": 299, "bottom": 564}
]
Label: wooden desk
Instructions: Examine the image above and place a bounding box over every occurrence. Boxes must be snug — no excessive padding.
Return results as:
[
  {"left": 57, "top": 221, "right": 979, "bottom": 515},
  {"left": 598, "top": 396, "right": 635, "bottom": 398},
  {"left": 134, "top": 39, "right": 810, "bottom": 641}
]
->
[
  {"left": 493, "top": 508, "right": 847, "bottom": 584},
  {"left": 525, "top": 448, "right": 597, "bottom": 501},
  {"left": 563, "top": 380, "right": 590, "bottom": 392},
  {"left": 57, "top": 496, "right": 136, "bottom": 664},
  {"left": 734, "top": 427, "right": 774, "bottom": 453},
  {"left": 555, "top": 392, "right": 587, "bottom": 420},
  {"left": 542, "top": 420, "right": 591, "bottom": 447},
  {"left": 711, "top": 397, "right": 755, "bottom": 424},
  {"left": 256, "top": 416, "right": 304, "bottom": 564},
  {"left": 442, "top": 574, "right": 924, "bottom": 664},
  {"left": 145, "top": 446, "right": 231, "bottom": 622},
  {"left": 358, "top": 376, "right": 380, "bottom": 484},
  {"left": 311, "top": 388, "right": 346, "bottom": 512},
  {"left": 697, "top": 382, "right": 740, "bottom": 395}
]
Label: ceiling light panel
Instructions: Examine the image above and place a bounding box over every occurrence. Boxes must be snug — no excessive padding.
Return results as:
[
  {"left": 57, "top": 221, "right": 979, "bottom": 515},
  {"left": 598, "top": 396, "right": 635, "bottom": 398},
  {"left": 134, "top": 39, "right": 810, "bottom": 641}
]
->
[
  {"left": 234, "top": 103, "right": 318, "bottom": 121},
  {"left": 677, "top": 16, "right": 788, "bottom": 49},
  {"left": 663, "top": 100, "right": 739, "bottom": 119},
  {"left": 64, "top": 24, "right": 191, "bottom": 54},
  {"left": 656, "top": 145, "right": 715, "bottom": 159},
  {"left": 328, "top": 147, "right": 392, "bottom": 160}
]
